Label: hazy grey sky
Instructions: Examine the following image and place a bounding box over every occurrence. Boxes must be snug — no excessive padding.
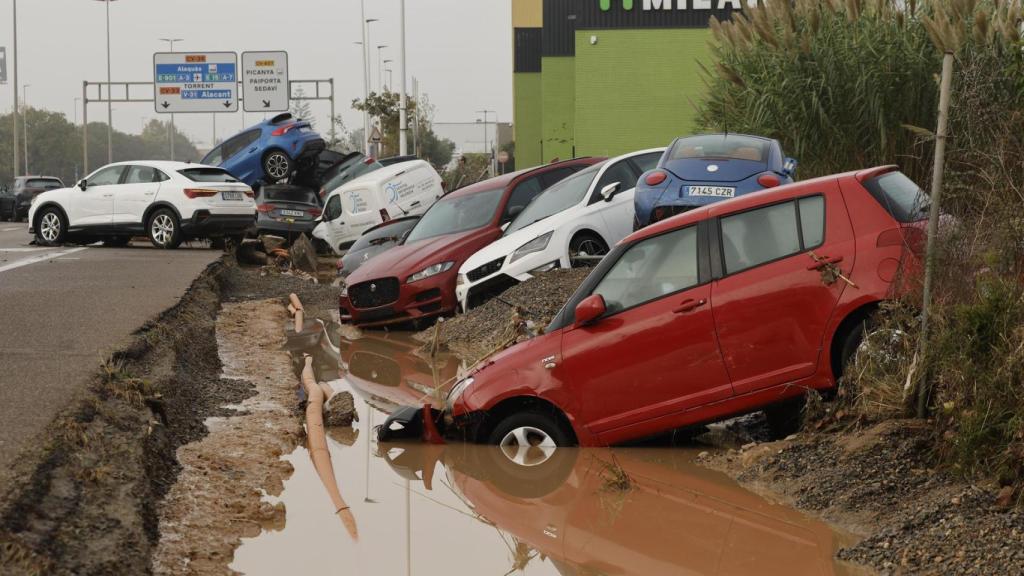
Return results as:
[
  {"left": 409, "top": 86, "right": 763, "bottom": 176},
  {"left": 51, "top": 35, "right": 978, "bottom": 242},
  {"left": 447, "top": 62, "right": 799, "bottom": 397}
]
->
[{"left": 0, "top": 0, "right": 512, "bottom": 148}]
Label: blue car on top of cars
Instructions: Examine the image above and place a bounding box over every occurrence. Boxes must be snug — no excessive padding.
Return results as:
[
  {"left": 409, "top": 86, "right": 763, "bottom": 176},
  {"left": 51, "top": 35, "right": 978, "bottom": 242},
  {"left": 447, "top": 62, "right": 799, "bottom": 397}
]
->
[
  {"left": 633, "top": 133, "right": 797, "bottom": 229},
  {"left": 201, "top": 113, "right": 325, "bottom": 187}
]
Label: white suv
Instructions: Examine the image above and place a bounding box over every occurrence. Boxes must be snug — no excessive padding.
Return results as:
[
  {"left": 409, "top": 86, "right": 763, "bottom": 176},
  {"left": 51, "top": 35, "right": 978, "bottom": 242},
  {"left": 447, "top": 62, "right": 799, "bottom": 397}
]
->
[{"left": 29, "top": 161, "right": 256, "bottom": 249}]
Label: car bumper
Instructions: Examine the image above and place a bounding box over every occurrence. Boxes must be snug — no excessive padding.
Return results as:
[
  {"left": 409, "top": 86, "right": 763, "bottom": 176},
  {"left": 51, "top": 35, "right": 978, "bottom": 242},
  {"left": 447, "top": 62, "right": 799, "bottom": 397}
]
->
[
  {"left": 181, "top": 212, "right": 255, "bottom": 236},
  {"left": 254, "top": 216, "right": 318, "bottom": 236},
  {"left": 340, "top": 270, "right": 457, "bottom": 327},
  {"left": 457, "top": 253, "right": 564, "bottom": 311}
]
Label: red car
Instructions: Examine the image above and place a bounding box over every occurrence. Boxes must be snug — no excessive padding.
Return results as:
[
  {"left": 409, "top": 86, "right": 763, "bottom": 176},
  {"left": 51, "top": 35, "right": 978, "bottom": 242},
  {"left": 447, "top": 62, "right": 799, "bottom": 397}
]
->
[
  {"left": 418, "top": 166, "right": 927, "bottom": 449},
  {"left": 339, "top": 158, "right": 604, "bottom": 327}
]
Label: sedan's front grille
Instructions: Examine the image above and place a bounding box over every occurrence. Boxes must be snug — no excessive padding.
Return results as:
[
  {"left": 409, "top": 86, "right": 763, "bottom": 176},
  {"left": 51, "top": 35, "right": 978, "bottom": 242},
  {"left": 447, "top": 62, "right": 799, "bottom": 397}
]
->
[
  {"left": 466, "top": 257, "right": 505, "bottom": 282},
  {"left": 348, "top": 277, "right": 400, "bottom": 309}
]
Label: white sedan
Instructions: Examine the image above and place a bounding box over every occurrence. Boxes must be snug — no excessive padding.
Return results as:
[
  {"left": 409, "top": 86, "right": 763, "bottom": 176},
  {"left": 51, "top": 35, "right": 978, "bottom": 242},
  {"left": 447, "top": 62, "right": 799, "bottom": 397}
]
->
[
  {"left": 28, "top": 161, "right": 255, "bottom": 248},
  {"left": 456, "top": 148, "right": 664, "bottom": 311}
]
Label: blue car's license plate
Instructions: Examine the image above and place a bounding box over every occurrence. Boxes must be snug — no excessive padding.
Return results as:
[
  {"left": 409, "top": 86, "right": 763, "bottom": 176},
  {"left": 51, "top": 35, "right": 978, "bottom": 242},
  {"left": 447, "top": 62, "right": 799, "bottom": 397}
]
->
[{"left": 687, "top": 186, "right": 735, "bottom": 198}]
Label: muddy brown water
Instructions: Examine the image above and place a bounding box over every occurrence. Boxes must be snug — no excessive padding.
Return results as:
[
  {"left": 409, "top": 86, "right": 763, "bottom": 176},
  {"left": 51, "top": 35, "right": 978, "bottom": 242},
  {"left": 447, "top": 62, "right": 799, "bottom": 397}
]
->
[{"left": 229, "top": 320, "right": 863, "bottom": 576}]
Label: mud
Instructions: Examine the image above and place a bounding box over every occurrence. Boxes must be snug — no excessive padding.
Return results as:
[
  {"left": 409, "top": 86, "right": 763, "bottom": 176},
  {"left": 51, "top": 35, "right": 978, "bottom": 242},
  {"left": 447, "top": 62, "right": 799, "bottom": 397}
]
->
[
  {"left": 0, "top": 261, "right": 253, "bottom": 575},
  {"left": 152, "top": 300, "right": 304, "bottom": 575},
  {"left": 702, "top": 420, "right": 1024, "bottom": 574},
  {"left": 228, "top": 318, "right": 861, "bottom": 576}
]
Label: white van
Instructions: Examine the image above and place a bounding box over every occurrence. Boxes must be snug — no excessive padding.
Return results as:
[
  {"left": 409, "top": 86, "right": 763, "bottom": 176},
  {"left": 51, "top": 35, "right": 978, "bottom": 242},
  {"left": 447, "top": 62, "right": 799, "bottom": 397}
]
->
[{"left": 313, "top": 160, "right": 443, "bottom": 254}]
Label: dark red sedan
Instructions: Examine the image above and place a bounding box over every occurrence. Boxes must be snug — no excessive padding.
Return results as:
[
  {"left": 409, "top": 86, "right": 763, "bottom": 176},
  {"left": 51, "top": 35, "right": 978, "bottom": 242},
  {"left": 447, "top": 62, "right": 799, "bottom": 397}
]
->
[
  {"left": 339, "top": 158, "right": 604, "bottom": 327},
  {"left": 434, "top": 166, "right": 928, "bottom": 449}
]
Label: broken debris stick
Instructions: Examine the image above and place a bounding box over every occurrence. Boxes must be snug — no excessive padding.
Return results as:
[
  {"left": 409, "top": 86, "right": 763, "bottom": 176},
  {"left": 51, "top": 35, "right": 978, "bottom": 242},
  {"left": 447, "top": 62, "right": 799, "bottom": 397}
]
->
[{"left": 301, "top": 355, "right": 359, "bottom": 541}]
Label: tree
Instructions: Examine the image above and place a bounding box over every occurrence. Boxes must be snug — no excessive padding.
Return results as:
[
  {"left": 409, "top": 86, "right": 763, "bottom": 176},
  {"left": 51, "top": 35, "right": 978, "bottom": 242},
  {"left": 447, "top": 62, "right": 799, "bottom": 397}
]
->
[
  {"left": 419, "top": 128, "right": 455, "bottom": 168},
  {"left": 326, "top": 114, "right": 350, "bottom": 150},
  {"left": 290, "top": 86, "right": 314, "bottom": 127},
  {"left": 351, "top": 90, "right": 455, "bottom": 167}
]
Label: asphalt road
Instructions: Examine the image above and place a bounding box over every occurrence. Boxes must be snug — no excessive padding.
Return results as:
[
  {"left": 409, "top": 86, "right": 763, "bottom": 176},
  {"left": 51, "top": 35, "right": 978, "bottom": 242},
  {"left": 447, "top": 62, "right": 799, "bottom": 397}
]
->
[{"left": 0, "top": 224, "right": 220, "bottom": 480}]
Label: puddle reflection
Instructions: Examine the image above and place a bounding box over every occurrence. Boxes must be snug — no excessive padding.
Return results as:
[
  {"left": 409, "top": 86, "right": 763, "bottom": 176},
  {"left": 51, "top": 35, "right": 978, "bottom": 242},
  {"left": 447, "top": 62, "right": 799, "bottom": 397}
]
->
[{"left": 230, "top": 322, "right": 856, "bottom": 576}]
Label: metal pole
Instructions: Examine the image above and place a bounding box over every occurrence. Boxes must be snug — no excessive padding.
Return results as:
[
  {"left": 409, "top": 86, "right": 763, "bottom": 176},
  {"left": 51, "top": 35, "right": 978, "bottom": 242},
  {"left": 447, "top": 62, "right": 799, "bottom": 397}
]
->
[
  {"left": 22, "top": 84, "right": 28, "bottom": 174},
  {"left": 161, "top": 39, "right": 182, "bottom": 160},
  {"left": 916, "top": 51, "right": 955, "bottom": 418},
  {"left": 410, "top": 76, "right": 418, "bottom": 156},
  {"left": 360, "top": 6, "right": 372, "bottom": 155},
  {"left": 12, "top": 0, "right": 19, "bottom": 178},
  {"left": 104, "top": 0, "right": 113, "bottom": 164},
  {"left": 82, "top": 81, "right": 89, "bottom": 174},
  {"left": 377, "top": 45, "right": 386, "bottom": 94},
  {"left": 399, "top": 0, "right": 408, "bottom": 156},
  {"left": 329, "top": 78, "right": 336, "bottom": 145}
]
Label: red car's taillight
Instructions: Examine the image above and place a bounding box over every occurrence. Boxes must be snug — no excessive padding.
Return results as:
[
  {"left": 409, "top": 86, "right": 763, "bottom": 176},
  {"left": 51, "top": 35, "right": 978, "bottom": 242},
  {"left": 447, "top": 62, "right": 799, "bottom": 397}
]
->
[
  {"left": 379, "top": 208, "right": 391, "bottom": 222},
  {"left": 307, "top": 207, "right": 323, "bottom": 217},
  {"left": 645, "top": 171, "right": 668, "bottom": 186},
  {"left": 256, "top": 204, "right": 275, "bottom": 213},
  {"left": 757, "top": 174, "right": 781, "bottom": 188},
  {"left": 183, "top": 188, "right": 219, "bottom": 199},
  {"left": 271, "top": 123, "right": 298, "bottom": 136}
]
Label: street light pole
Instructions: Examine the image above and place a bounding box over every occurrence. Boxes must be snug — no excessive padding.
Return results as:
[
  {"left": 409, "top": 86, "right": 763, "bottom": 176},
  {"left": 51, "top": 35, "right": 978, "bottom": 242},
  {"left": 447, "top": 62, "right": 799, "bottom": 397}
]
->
[
  {"left": 94, "top": 0, "right": 117, "bottom": 164},
  {"left": 477, "top": 109, "right": 495, "bottom": 175},
  {"left": 359, "top": 6, "right": 376, "bottom": 155},
  {"left": 159, "top": 37, "right": 183, "bottom": 160},
  {"left": 22, "top": 84, "right": 29, "bottom": 174},
  {"left": 399, "top": 0, "right": 408, "bottom": 156},
  {"left": 377, "top": 45, "right": 388, "bottom": 93},
  {"left": 11, "top": 0, "right": 20, "bottom": 178}
]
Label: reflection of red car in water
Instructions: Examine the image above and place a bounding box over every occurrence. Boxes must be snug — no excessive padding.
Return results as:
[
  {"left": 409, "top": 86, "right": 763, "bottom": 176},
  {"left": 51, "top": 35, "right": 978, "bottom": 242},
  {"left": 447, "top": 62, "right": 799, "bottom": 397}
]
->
[
  {"left": 381, "top": 445, "right": 840, "bottom": 576},
  {"left": 339, "top": 333, "right": 462, "bottom": 414}
]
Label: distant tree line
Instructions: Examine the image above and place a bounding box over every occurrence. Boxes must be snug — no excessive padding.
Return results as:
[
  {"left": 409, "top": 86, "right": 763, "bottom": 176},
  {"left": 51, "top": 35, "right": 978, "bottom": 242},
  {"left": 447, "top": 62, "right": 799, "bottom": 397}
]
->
[{"left": 0, "top": 108, "right": 200, "bottom": 186}]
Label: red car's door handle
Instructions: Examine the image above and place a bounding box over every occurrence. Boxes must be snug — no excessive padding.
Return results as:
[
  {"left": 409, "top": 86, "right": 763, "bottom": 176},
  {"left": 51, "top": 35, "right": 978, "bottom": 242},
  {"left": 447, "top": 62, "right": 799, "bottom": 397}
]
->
[
  {"left": 807, "top": 255, "right": 843, "bottom": 270},
  {"left": 673, "top": 298, "right": 707, "bottom": 314}
]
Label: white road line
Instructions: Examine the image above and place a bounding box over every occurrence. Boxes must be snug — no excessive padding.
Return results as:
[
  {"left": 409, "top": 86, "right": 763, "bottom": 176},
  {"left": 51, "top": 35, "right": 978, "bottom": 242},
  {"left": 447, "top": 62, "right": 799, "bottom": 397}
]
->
[
  {"left": 0, "top": 247, "right": 89, "bottom": 274},
  {"left": 0, "top": 248, "right": 49, "bottom": 252},
  {"left": 0, "top": 227, "right": 26, "bottom": 233}
]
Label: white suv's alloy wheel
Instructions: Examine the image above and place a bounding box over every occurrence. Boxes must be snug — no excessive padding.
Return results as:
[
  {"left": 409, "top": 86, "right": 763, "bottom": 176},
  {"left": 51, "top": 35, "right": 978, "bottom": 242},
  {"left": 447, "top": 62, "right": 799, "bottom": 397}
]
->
[
  {"left": 40, "top": 212, "right": 62, "bottom": 242},
  {"left": 151, "top": 214, "right": 176, "bottom": 246},
  {"left": 498, "top": 426, "right": 557, "bottom": 467}
]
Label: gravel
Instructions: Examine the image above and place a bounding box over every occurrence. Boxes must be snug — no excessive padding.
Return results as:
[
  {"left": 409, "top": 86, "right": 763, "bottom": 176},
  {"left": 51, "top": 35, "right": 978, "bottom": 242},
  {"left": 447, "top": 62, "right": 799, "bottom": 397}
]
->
[
  {"left": 703, "top": 420, "right": 1024, "bottom": 574},
  {"left": 417, "top": 267, "right": 591, "bottom": 360}
]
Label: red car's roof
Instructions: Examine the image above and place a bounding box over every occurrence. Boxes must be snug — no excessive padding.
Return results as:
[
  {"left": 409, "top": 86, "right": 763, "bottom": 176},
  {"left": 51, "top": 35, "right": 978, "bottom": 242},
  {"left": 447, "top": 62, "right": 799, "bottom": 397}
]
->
[
  {"left": 624, "top": 165, "right": 900, "bottom": 245},
  {"left": 445, "top": 157, "right": 605, "bottom": 199}
]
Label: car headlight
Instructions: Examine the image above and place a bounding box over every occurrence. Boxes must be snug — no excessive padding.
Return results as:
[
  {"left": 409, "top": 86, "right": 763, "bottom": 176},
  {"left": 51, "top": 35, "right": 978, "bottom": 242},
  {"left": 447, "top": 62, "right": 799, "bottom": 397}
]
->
[
  {"left": 446, "top": 377, "right": 474, "bottom": 406},
  {"left": 407, "top": 261, "right": 454, "bottom": 283},
  {"left": 510, "top": 231, "right": 553, "bottom": 264}
]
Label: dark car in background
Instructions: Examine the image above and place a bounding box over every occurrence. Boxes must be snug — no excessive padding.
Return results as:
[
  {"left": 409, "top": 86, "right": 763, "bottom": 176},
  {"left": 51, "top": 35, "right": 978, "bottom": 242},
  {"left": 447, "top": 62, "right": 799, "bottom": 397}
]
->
[
  {"left": 201, "top": 113, "right": 325, "bottom": 187},
  {"left": 253, "top": 184, "right": 322, "bottom": 240},
  {"left": 0, "top": 185, "right": 15, "bottom": 221},
  {"left": 338, "top": 216, "right": 421, "bottom": 281},
  {"left": 10, "top": 176, "right": 65, "bottom": 221},
  {"left": 634, "top": 133, "right": 796, "bottom": 229}
]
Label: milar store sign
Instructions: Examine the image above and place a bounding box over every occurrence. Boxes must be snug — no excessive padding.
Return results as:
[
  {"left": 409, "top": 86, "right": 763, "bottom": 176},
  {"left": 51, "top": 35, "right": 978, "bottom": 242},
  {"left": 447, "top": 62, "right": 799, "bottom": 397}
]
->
[{"left": 599, "top": 0, "right": 758, "bottom": 10}]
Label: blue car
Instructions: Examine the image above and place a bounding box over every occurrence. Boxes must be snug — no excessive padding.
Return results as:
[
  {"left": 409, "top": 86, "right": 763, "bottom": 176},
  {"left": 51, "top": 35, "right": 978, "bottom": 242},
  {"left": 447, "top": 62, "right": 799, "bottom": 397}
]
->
[
  {"left": 201, "top": 113, "right": 325, "bottom": 187},
  {"left": 634, "top": 133, "right": 797, "bottom": 229}
]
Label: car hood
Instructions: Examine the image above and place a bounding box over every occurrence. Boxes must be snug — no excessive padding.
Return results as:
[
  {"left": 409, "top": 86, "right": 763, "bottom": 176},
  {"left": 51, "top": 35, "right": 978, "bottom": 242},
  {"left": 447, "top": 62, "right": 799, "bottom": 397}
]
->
[
  {"left": 460, "top": 208, "right": 579, "bottom": 274},
  {"left": 664, "top": 158, "right": 768, "bottom": 183},
  {"left": 345, "top": 226, "right": 498, "bottom": 284}
]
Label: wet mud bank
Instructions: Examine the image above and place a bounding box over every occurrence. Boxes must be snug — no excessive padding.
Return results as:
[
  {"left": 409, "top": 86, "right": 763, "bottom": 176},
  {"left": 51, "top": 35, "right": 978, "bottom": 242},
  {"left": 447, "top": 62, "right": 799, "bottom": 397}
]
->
[
  {"left": 701, "top": 420, "right": 1024, "bottom": 574},
  {"left": 0, "top": 260, "right": 251, "bottom": 575}
]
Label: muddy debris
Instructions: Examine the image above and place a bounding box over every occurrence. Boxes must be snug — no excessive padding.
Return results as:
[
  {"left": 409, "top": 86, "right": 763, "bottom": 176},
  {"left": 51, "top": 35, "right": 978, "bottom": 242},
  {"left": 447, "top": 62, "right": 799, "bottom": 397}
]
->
[
  {"left": 704, "top": 419, "right": 1024, "bottom": 574},
  {"left": 417, "top": 267, "right": 590, "bottom": 359},
  {"left": 152, "top": 299, "right": 304, "bottom": 576},
  {"left": 222, "top": 260, "right": 340, "bottom": 321},
  {"left": 324, "top": 392, "right": 358, "bottom": 427},
  {"left": 0, "top": 262, "right": 256, "bottom": 576}
]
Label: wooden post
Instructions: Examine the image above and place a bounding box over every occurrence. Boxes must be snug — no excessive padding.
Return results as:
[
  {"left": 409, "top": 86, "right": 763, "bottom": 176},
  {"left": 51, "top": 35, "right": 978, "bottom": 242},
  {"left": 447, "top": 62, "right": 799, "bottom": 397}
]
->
[{"left": 916, "top": 51, "right": 955, "bottom": 418}]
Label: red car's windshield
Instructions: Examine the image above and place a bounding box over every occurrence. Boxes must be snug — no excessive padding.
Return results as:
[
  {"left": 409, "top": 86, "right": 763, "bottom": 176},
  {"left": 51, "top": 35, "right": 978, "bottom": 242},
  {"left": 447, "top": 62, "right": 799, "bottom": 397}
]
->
[{"left": 404, "top": 187, "right": 504, "bottom": 244}]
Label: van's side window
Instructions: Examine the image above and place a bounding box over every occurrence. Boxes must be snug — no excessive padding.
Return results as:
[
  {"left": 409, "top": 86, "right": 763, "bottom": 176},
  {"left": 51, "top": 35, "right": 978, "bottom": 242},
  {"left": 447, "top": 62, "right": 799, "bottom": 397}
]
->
[
  {"left": 799, "top": 196, "right": 825, "bottom": 249},
  {"left": 592, "top": 226, "right": 699, "bottom": 314},
  {"left": 324, "top": 195, "right": 342, "bottom": 221},
  {"left": 721, "top": 202, "right": 801, "bottom": 274}
]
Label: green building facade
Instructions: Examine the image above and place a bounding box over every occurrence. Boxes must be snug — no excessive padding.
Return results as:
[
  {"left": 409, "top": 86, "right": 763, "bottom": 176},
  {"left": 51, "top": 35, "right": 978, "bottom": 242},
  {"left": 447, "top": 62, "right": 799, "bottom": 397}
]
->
[{"left": 513, "top": 0, "right": 740, "bottom": 168}]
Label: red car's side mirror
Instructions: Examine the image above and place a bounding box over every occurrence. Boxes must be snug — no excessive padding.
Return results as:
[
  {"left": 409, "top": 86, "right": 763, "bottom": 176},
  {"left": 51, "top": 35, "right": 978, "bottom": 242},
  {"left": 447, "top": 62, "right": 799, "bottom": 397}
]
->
[{"left": 574, "top": 294, "right": 607, "bottom": 328}]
